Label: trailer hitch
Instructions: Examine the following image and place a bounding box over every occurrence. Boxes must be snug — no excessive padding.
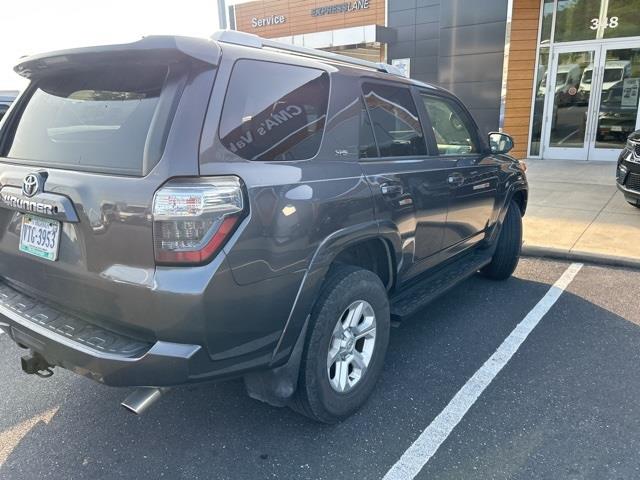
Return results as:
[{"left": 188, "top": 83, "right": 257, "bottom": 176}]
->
[{"left": 21, "top": 352, "right": 54, "bottom": 378}]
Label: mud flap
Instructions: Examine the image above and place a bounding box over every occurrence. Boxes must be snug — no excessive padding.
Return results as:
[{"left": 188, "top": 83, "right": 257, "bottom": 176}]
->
[{"left": 243, "top": 317, "right": 310, "bottom": 408}]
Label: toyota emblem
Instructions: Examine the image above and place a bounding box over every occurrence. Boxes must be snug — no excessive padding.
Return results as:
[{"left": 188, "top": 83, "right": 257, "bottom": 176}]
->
[{"left": 22, "top": 174, "right": 41, "bottom": 198}]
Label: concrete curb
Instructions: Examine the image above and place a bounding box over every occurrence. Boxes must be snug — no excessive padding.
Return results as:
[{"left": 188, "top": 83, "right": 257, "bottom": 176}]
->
[{"left": 522, "top": 245, "right": 640, "bottom": 270}]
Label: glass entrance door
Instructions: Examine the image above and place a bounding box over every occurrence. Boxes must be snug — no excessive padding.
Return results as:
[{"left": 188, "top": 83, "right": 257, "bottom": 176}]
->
[
  {"left": 542, "top": 42, "right": 640, "bottom": 161},
  {"left": 543, "top": 46, "right": 600, "bottom": 160},
  {"left": 588, "top": 44, "right": 640, "bottom": 160}
]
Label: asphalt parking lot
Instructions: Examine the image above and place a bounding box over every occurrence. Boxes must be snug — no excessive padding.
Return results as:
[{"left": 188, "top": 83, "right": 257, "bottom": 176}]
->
[{"left": 1, "top": 257, "right": 640, "bottom": 480}]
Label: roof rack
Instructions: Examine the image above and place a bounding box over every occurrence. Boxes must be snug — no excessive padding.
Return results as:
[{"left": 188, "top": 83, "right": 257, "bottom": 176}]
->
[{"left": 210, "top": 30, "right": 405, "bottom": 77}]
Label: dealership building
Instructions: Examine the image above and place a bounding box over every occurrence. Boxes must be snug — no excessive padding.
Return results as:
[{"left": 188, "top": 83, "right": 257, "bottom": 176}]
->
[{"left": 225, "top": 0, "right": 640, "bottom": 161}]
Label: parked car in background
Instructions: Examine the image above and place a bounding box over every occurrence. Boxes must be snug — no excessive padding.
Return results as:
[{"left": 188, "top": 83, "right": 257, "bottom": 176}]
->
[
  {"left": 596, "top": 83, "right": 637, "bottom": 143},
  {"left": 0, "top": 91, "right": 19, "bottom": 122},
  {"left": 0, "top": 32, "right": 528, "bottom": 423},
  {"left": 618, "top": 130, "right": 640, "bottom": 208}
]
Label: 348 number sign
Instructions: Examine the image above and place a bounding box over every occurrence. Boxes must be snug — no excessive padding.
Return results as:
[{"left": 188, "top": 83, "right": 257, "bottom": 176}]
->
[{"left": 590, "top": 16, "right": 619, "bottom": 30}]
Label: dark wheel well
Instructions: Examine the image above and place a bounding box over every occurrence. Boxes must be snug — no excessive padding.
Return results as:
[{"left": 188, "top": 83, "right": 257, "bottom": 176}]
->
[
  {"left": 332, "top": 239, "right": 394, "bottom": 290},
  {"left": 512, "top": 190, "right": 527, "bottom": 215}
]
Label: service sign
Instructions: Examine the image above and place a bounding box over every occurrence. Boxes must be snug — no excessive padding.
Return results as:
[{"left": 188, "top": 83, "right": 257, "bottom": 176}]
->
[{"left": 252, "top": 14, "right": 286, "bottom": 28}]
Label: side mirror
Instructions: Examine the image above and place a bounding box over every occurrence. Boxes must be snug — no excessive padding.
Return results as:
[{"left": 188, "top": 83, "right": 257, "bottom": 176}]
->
[{"left": 488, "top": 132, "right": 514, "bottom": 154}]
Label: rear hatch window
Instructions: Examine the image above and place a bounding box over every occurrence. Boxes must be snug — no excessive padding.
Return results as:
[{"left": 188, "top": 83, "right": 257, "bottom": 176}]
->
[{"left": 4, "top": 65, "right": 169, "bottom": 176}]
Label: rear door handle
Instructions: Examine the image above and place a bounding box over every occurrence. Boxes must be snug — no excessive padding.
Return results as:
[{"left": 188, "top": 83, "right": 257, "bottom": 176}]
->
[{"left": 381, "top": 183, "right": 403, "bottom": 196}]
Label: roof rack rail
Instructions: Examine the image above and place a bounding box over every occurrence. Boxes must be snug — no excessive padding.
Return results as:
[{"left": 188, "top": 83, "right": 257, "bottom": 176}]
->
[{"left": 210, "top": 30, "right": 405, "bottom": 77}]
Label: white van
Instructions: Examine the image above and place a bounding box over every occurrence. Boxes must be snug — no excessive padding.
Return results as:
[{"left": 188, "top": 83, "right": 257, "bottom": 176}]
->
[
  {"left": 539, "top": 64, "right": 581, "bottom": 105},
  {"left": 578, "top": 60, "right": 630, "bottom": 103}
]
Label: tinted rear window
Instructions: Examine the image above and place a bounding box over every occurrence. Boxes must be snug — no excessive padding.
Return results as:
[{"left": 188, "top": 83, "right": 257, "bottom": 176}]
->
[
  {"left": 361, "top": 82, "right": 427, "bottom": 158},
  {"left": 5, "top": 66, "right": 169, "bottom": 175},
  {"left": 219, "top": 60, "right": 329, "bottom": 161}
]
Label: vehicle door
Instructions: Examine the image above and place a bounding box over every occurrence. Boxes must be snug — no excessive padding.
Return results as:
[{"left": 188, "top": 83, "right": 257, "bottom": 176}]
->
[
  {"left": 418, "top": 91, "right": 499, "bottom": 252},
  {"left": 358, "top": 80, "right": 451, "bottom": 281}
]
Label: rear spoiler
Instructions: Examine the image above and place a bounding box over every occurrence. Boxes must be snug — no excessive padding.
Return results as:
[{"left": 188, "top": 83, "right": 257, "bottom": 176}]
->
[{"left": 14, "top": 36, "right": 221, "bottom": 79}]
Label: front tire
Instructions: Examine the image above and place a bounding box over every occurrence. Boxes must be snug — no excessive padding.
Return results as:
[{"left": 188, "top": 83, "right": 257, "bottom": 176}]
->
[
  {"left": 291, "top": 265, "right": 390, "bottom": 424},
  {"left": 481, "top": 200, "right": 523, "bottom": 280}
]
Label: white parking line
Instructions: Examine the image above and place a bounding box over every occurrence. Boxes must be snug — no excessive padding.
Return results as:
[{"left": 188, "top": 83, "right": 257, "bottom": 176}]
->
[{"left": 383, "top": 263, "right": 584, "bottom": 480}]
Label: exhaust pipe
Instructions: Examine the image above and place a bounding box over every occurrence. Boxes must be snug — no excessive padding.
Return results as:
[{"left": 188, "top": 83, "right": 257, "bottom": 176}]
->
[{"left": 121, "top": 387, "right": 169, "bottom": 415}]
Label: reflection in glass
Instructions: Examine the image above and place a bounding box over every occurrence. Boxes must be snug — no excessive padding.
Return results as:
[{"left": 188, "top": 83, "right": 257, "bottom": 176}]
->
[
  {"left": 421, "top": 94, "right": 477, "bottom": 155},
  {"left": 555, "top": 0, "right": 602, "bottom": 42},
  {"left": 219, "top": 61, "right": 330, "bottom": 161},
  {"left": 539, "top": 0, "right": 555, "bottom": 44},
  {"left": 549, "top": 51, "right": 595, "bottom": 148},
  {"left": 603, "top": 0, "right": 640, "bottom": 39},
  {"left": 555, "top": 0, "right": 640, "bottom": 42},
  {"left": 595, "top": 48, "right": 640, "bottom": 149},
  {"left": 530, "top": 48, "right": 550, "bottom": 156},
  {"left": 361, "top": 83, "right": 427, "bottom": 158}
]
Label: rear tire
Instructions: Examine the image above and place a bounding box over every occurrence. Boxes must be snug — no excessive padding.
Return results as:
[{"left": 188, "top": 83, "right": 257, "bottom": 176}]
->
[
  {"left": 481, "top": 200, "right": 522, "bottom": 281},
  {"left": 291, "top": 265, "right": 390, "bottom": 424}
]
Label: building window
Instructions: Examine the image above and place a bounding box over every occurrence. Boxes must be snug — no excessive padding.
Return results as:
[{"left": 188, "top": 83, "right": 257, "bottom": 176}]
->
[
  {"left": 555, "top": 0, "right": 640, "bottom": 42},
  {"left": 529, "top": 0, "right": 554, "bottom": 157},
  {"left": 539, "top": 0, "right": 555, "bottom": 44},
  {"left": 530, "top": 47, "right": 550, "bottom": 157}
]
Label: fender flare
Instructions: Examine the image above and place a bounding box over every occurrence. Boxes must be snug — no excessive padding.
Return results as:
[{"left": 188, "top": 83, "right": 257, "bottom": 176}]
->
[
  {"left": 273, "top": 220, "right": 401, "bottom": 364},
  {"left": 487, "top": 180, "right": 528, "bottom": 245},
  {"left": 244, "top": 221, "right": 402, "bottom": 406}
]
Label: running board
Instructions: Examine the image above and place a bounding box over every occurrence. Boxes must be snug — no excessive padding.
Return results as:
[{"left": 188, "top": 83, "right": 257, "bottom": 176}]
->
[{"left": 390, "top": 249, "right": 493, "bottom": 320}]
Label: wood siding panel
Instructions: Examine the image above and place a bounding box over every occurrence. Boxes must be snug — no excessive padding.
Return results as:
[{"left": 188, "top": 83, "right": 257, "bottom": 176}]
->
[
  {"left": 234, "top": 0, "right": 385, "bottom": 38},
  {"left": 503, "top": 0, "right": 542, "bottom": 159}
]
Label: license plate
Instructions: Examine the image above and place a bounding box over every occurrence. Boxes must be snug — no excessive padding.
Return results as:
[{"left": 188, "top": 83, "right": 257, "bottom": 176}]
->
[
  {"left": 611, "top": 125, "right": 623, "bottom": 132},
  {"left": 19, "top": 214, "right": 61, "bottom": 261}
]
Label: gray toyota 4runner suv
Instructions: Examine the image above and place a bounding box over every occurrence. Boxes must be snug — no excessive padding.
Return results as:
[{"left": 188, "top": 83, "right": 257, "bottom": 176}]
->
[{"left": 0, "top": 31, "right": 528, "bottom": 423}]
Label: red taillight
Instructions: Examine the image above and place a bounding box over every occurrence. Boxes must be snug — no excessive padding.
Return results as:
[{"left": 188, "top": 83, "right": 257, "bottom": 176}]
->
[{"left": 152, "top": 177, "right": 244, "bottom": 266}]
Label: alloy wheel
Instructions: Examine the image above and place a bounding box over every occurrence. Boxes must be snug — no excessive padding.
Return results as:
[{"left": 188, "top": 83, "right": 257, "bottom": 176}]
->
[{"left": 327, "top": 300, "right": 377, "bottom": 393}]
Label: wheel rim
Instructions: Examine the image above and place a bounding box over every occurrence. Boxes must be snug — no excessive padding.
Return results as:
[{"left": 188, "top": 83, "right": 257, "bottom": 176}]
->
[{"left": 327, "top": 300, "right": 377, "bottom": 394}]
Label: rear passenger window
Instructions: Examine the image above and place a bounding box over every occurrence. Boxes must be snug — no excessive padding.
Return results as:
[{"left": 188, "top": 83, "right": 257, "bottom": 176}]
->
[
  {"left": 219, "top": 60, "right": 329, "bottom": 161},
  {"left": 361, "top": 83, "right": 427, "bottom": 158},
  {"left": 420, "top": 94, "right": 478, "bottom": 155}
]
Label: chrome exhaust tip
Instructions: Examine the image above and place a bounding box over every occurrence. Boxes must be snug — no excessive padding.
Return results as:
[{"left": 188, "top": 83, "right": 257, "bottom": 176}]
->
[{"left": 121, "top": 387, "right": 168, "bottom": 415}]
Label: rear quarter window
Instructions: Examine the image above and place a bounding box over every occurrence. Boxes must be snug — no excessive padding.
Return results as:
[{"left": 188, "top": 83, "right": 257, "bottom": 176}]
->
[
  {"left": 219, "top": 60, "right": 330, "bottom": 161},
  {"left": 3, "top": 65, "right": 170, "bottom": 176}
]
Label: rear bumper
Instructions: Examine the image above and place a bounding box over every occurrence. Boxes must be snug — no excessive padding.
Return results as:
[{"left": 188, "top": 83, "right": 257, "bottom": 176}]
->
[{"left": 0, "top": 280, "right": 212, "bottom": 387}]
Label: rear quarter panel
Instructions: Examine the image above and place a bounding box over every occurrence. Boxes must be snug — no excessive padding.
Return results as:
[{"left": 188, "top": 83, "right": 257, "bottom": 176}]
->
[{"left": 198, "top": 48, "right": 377, "bottom": 364}]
